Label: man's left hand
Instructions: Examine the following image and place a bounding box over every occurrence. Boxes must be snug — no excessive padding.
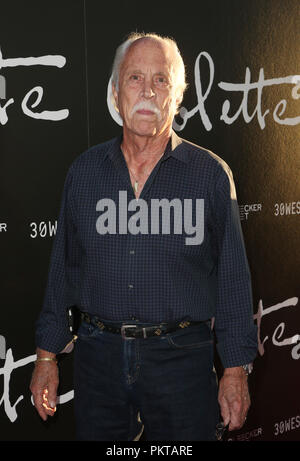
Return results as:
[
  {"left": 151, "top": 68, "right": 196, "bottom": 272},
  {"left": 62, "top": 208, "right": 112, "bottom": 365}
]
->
[{"left": 218, "top": 366, "right": 250, "bottom": 431}]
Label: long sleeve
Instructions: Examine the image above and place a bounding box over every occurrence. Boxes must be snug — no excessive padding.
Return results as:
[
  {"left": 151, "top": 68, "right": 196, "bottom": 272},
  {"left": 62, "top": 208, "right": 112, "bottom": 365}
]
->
[
  {"left": 35, "top": 165, "right": 83, "bottom": 353},
  {"left": 212, "top": 164, "right": 258, "bottom": 368}
]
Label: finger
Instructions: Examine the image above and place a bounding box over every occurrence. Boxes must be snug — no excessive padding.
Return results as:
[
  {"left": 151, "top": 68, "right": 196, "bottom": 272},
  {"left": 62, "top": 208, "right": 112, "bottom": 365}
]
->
[
  {"left": 228, "top": 399, "right": 244, "bottom": 430},
  {"left": 229, "top": 412, "right": 247, "bottom": 431},
  {"left": 219, "top": 395, "right": 231, "bottom": 427},
  {"left": 32, "top": 389, "right": 48, "bottom": 421},
  {"left": 42, "top": 388, "right": 57, "bottom": 416},
  {"left": 229, "top": 399, "right": 250, "bottom": 430},
  {"left": 46, "top": 383, "right": 58, "bottom": 412}
]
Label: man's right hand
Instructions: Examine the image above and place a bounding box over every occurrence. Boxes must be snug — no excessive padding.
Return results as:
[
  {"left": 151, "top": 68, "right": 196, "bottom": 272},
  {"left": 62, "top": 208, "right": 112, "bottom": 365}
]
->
[{"left": 30, "top": 348, "right": 59, "bottom": 421}]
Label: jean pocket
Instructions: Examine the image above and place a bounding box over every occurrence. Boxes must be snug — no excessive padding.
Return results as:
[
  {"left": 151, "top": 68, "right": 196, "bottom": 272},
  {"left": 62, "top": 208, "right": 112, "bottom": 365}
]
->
[
  {"left": 166, "top": 324, "right": 213, "bottom": 350},
  {"left": 77, "top": 321, "right": 100, "bottom": 340}
]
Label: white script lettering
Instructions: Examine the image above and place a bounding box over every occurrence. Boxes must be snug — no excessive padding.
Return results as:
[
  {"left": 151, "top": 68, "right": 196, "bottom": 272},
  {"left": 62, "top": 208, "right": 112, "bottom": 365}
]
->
[
  {"left": 254, "top": 297, "right": 300, "bottom": 359},
  {"left": 0, "top": 47, "right": 69, "bottom": 125},
  {"left": 108, "top": 51, "right": 300, "bottom": 131}
]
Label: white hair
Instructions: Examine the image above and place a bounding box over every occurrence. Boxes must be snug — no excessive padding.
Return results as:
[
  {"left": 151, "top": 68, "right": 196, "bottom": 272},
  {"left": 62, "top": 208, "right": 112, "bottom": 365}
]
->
[{"left": 111, "top": 32, "right": 187, "bottom": 105}]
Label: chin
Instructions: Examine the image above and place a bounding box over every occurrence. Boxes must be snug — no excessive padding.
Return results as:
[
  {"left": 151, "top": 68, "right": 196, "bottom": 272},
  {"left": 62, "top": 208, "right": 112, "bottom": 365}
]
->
[{"left": 131, "top": 124, "right": 160, "bottom": 137}]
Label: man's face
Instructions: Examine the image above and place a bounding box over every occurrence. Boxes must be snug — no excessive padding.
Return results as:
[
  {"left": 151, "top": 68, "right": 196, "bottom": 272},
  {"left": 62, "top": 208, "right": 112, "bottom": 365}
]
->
[{"left": 113, "top": 39, "right": 181, "bottom": 138}]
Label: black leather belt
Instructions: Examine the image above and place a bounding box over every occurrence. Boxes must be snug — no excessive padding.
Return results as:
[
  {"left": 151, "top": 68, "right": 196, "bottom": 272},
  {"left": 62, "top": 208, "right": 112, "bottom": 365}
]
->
[{"left": 80, "top": 312, "right": 209, "bottom": 340}]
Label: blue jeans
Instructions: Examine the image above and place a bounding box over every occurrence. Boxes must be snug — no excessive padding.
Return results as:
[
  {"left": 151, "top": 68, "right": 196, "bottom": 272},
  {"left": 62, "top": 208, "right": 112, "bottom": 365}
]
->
[{"left": 73, "top": 318, "right": 220, "bottom": 441}]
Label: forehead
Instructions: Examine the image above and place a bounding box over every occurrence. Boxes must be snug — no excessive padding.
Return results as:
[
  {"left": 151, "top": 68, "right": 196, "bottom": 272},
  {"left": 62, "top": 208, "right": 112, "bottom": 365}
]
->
[{"left": 121, "top": 39, "right": 174, "bottom": 74}]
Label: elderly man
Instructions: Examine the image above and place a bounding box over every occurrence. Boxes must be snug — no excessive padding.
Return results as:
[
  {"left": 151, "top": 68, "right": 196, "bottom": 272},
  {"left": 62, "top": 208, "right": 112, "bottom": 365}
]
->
[{"left": 30, "top": 32, "right": 257, "bottom": 441}]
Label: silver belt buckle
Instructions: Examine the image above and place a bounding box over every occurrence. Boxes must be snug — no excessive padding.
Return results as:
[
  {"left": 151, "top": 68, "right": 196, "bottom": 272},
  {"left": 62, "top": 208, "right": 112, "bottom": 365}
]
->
[{"left": 121, "top": 324, "right": 137, "bottom": 340}]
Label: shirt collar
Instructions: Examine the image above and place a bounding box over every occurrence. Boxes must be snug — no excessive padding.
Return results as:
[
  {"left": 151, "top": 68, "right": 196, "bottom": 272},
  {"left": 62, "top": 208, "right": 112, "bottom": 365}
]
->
[{"left": 104, "top": 130, "right": 190, "bottom": 165}]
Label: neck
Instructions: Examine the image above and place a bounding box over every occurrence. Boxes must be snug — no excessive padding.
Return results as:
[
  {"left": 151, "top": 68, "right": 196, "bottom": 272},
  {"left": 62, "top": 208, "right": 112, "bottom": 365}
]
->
[{"left": 121, "top": 126, "right": 172, "bottom": 165}]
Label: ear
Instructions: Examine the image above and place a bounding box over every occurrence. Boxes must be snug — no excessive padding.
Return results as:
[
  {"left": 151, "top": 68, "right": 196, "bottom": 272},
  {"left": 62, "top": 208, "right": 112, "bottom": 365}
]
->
[{"left": 112, "top": 82, "right": 119, "bottom": 112}]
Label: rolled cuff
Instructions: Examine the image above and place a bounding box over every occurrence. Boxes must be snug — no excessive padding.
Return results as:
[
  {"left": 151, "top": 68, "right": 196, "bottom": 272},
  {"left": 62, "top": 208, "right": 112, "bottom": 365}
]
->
[
  {"left": 35, "top": 318, "right": 73, "bottom": 355},
  {"left": 216, "top": 324, "right": 258, "bottom": 368}
]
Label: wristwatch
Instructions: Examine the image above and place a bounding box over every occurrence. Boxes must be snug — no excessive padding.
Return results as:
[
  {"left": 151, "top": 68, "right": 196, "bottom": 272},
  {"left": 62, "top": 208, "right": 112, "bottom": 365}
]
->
[{"left": 241, "top": 363, "right": 253, "bottom": 376}]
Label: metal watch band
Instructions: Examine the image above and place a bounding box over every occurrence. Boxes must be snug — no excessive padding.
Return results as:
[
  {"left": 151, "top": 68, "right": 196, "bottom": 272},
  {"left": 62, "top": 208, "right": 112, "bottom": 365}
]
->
[{"left": 241, "top": 363, "right": 253, "bottom": 376}]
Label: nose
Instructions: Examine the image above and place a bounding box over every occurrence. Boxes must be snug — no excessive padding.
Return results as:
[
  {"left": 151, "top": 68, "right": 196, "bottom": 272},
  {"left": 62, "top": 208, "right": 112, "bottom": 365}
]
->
[{"left": 141, "top": 78, "right": 155, "bottom": 99}]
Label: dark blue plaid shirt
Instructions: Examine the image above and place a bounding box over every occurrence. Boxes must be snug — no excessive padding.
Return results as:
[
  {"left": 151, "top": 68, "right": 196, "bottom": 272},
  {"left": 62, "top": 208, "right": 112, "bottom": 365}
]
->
[{"left": 35, "top": 131, "right": 257, "bottom": 368}]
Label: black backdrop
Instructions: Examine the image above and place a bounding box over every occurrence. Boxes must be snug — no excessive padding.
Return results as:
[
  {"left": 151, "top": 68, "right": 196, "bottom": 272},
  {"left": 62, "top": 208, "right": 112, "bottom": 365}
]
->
[{"left": 0, "top": 0, "right": 299, "bottom": 441}]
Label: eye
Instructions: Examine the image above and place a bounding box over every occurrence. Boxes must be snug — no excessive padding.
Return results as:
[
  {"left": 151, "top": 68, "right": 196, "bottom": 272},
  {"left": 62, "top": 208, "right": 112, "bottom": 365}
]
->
[
  {"left": 154, "top": 75, "right": 169, "bottom": 87},
  {"left": 129, "top": 74, "right": 143, "bottom": 84}
]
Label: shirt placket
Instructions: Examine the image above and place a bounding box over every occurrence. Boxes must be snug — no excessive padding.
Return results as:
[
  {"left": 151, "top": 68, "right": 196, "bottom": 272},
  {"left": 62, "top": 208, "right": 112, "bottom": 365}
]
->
[{"left": 108, "top": 146, "right": 170, "bottom": 321}]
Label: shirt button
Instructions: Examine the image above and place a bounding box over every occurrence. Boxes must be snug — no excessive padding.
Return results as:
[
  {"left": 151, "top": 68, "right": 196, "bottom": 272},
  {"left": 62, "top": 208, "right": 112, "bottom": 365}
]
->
[
  {"left": 128, "top": 284, "right": 134, "bottom": 289},
  {"left": 129, "top": 250, "right": 135, "bottom": 255}
]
